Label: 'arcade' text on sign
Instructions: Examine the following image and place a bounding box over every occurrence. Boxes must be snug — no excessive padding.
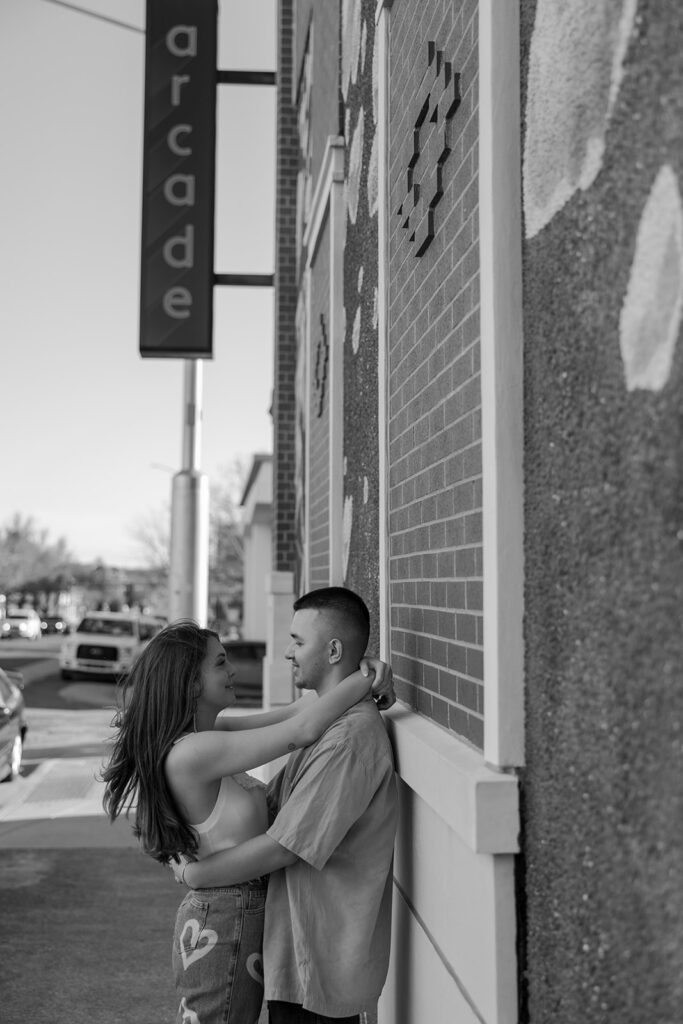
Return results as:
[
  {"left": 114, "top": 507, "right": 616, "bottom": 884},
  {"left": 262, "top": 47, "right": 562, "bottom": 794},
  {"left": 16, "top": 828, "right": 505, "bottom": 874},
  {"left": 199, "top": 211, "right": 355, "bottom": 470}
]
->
[{"left": 139, "top": 0, "right": 217, "bottom": 358}]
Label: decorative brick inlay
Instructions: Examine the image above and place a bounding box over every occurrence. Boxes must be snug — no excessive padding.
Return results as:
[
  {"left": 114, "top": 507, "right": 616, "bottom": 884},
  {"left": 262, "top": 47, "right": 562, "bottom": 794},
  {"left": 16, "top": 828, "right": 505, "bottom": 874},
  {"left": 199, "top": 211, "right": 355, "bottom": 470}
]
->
[
  {"left": 314, "top": 314, "right": 329, "bottom": 417},
  {"left": 396, "top": 42, "right": 462, "bottom": 256}
]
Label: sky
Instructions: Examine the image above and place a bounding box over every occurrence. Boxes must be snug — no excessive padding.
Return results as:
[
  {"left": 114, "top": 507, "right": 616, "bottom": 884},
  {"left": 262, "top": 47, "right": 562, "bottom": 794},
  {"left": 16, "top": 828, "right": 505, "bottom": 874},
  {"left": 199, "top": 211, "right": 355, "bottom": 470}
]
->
[{"left": 0, "top": 0, "right": 277, "bottom": 567}]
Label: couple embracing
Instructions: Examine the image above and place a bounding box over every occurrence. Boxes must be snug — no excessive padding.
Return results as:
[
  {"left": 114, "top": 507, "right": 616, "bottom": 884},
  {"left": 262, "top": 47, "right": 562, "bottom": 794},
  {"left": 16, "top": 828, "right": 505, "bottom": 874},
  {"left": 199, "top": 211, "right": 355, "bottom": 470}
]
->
[{"left": 103, "top": 586, "right": 398, "bottom": 1024}]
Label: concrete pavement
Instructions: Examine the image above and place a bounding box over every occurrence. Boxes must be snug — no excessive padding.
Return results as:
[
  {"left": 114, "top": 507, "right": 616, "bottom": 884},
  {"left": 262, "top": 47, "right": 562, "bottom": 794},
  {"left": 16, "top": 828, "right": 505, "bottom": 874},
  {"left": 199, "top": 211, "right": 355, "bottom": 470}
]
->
[
  {"left": 0, "top": 671, "right": 271, "bottom": 1023},
  {"left": 0, "top": 644, "right": 273, "bottom": 1023}
]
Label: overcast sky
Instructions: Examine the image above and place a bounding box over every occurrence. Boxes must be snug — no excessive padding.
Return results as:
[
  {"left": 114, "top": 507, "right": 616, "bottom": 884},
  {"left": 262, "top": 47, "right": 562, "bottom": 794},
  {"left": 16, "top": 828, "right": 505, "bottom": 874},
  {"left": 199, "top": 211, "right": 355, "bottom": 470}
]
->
[{"left": 0, "top": 0, "right": 276, "bottom": 566}]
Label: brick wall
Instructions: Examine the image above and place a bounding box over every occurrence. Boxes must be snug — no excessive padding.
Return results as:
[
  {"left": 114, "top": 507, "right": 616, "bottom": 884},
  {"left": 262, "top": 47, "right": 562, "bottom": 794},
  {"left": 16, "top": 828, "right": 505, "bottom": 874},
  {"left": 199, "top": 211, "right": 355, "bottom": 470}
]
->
[
  {"left": 273, "top": 0, "right": 299, "bottom": 574},
  {"left": 387, "top": 0, "right": 483, "bottom": 748},
  {"left": 310, "top": 0, "right": 341, "bottom": 186}
]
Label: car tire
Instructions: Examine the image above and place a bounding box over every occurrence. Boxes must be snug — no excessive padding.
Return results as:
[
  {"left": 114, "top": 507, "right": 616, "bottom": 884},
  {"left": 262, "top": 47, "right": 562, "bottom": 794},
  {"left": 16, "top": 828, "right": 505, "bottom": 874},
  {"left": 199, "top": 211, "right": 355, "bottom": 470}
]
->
[
  {"left": 60, "top": 670, "right": 73, "bottom": 681},
  {"left": 0, "top": 734, "right": 23, "bottom": 783}
]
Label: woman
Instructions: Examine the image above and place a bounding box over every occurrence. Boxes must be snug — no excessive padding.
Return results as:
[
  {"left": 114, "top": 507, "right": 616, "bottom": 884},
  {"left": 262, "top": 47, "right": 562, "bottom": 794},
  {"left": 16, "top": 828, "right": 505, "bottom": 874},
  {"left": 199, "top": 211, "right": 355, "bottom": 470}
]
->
[{"left": 102, "top": 620, "right": 389, "bottom": 1024}]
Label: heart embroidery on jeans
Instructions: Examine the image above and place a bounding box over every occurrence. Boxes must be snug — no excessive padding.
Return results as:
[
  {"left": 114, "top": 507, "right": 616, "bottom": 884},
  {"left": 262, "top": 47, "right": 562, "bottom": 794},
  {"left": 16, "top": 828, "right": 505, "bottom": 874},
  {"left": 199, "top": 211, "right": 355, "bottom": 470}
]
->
[
  {"left": 179, "top": 997, "right": 201, "bottom": 1024},
  {"left": 247, "top": 952, "right": 264, "bottom": 985},
  {"left": 179, "top": 918, "right": 219, "bottom": 969}
]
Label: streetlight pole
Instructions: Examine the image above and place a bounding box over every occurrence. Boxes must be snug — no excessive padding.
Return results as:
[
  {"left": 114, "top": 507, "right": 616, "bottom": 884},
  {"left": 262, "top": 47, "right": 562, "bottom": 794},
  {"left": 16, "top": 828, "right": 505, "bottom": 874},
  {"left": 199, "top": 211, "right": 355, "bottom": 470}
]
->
[{"left": 168, "top": 360, "right": 209, "bottom": 625}]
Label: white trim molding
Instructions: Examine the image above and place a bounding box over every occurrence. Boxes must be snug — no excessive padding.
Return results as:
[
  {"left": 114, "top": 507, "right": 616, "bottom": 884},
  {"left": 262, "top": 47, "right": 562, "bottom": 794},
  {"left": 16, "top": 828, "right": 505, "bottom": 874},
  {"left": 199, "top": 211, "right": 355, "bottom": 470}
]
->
[
  {"left": 376, "top": 3, "right": 391, "bottom": 655},
  {"left": 327, "top": 147, "right": 346, "bottom": 585},
  {"left": 382, "top": 708, "right": 519, "bottom": 1024},
  {"left": 303, "top": 135, "right": 345, "bottom": 254},
  {"left": 479, "top": 0, "right": 525, "bottom": 769},
  {"left": 384, "top": 707, "right": 519, "bottom": 854}
]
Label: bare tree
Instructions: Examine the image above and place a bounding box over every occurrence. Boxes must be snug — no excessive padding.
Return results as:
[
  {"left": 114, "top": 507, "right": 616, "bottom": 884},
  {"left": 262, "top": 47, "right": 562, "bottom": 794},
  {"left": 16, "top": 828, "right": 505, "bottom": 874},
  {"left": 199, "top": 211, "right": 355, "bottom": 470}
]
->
[
  {"left": 128, "top": 503, "right": 171, "bottom": 572},
  {"left": 126, "top": 459, "right": 247, "bottom": 629},
  {"left": 208, "top": 459, "right": 247, "bottom": 632},
  {"left": 0, "top": 513, "right": 74, "bottom": 598}
]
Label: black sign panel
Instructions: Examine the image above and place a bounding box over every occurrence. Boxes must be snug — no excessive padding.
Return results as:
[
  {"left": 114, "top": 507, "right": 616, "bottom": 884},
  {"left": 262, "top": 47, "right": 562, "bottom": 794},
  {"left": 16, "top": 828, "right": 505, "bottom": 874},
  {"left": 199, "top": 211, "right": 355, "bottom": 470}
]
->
[{"left": 140, "top": 0, "right": 218, "bottom": 358}]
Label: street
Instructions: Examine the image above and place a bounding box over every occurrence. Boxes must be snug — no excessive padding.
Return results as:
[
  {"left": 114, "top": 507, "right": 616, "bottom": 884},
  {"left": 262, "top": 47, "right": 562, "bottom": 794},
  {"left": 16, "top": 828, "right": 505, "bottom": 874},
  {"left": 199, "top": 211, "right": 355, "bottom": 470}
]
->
[
  {"left": 0, "top": 637, "right": 182, "bottom": 1023},
  {"left": 0, "top": 636, "right": 265, "bottom": 819},
  {"left": 0, "top": 634, "right": 118, "bottom": 746},
  {"left": 0, "top": 636, "right": 269, "bottom": 1024},
  {"left": 0, "top": 634, "right": 120, "bottom": 711},
  {"left": 0, "top": 636, "right": 118, "bottom": 820}
]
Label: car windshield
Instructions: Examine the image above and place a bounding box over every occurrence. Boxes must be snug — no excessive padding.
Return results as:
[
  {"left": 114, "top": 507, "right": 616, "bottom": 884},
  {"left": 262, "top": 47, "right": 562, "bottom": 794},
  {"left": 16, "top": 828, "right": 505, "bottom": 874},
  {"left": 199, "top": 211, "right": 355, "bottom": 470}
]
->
[
  {"left": 78, "top": 617, "right": 135, "bottom": 637},
  {"left": 139, "top": 621, "right": 164, "bottom": 641},
  {"left": 0, "top": 675, "right": 12, "bottom": 704}
]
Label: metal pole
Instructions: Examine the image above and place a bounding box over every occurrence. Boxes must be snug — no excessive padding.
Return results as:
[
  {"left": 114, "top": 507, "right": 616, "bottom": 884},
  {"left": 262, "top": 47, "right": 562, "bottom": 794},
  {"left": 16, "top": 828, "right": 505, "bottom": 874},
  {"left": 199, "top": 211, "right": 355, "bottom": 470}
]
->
[{"left": 168, "top": 360, "right": 210, "bottom": 626}]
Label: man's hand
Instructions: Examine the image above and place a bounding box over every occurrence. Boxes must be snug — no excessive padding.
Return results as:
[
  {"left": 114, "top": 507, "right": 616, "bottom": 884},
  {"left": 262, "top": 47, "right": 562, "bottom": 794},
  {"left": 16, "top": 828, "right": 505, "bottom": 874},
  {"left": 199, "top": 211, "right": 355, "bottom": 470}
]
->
[{"left": 360, "top": 657, "right": 396, "bottom": 710}]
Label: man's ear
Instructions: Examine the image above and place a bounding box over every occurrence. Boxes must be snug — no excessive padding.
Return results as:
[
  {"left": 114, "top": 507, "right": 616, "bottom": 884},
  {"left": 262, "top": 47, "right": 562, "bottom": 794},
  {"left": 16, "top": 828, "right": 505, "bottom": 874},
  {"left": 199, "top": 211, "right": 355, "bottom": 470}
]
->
[{"left": 329, "top": 638, "right": 343, "bottom": 664}]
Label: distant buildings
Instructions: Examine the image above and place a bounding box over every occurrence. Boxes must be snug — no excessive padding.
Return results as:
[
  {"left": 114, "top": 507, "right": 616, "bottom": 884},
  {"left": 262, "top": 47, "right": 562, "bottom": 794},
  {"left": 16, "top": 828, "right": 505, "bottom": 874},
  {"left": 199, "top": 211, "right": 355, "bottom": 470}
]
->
[{"left": 239, "top": 453, "right": 272, "bottom": 641}]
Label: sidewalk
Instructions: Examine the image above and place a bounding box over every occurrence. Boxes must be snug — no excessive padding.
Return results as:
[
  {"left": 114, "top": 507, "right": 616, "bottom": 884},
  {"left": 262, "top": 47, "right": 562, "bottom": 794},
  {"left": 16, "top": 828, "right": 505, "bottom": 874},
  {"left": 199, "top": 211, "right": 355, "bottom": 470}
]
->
[
  {"left": 0, "top": 740, "right": 269, "bottom": 1024},
  {"left": 0, "top": 754, "right": 130, "bottom": 841},
  {"left": 0, "top": 755, "right": 184, "bottom": 1024}
]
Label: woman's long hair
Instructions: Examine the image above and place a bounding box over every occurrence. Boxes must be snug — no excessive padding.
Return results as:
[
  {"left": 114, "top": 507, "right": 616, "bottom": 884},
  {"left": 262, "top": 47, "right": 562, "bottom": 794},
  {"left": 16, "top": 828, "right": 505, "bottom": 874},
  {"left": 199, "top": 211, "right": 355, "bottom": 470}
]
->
[{"left": 101, "top": 620, "right": 218, "bottom": 863}]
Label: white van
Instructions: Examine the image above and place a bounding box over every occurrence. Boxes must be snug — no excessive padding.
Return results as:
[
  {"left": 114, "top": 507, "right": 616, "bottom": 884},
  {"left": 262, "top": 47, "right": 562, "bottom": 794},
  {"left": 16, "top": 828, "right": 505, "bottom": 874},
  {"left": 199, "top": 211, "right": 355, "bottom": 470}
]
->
[{"left": 59, "top": 611, "right": 166, "bottom": 680}]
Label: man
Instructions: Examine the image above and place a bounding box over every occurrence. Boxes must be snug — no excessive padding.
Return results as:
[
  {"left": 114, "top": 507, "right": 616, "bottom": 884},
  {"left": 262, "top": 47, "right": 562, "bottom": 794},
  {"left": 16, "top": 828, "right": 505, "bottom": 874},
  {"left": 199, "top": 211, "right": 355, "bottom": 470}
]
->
[
  {"left": 180, "top": 587, "right": 398, "bottom": 1023},
  {"left": 264, "top": 586, "right": 398, "bottom": 1022}
]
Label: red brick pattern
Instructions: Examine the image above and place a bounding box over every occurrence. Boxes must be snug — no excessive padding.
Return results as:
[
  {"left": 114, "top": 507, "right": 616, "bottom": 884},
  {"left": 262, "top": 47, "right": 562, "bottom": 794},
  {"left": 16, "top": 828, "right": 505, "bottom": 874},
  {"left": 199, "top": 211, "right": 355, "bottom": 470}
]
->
[
  {"left": 388, "top": 0, "right": 483, "bottom": 748},
  {"left": 273, "top": 0, "right": 299, "bottom": 574}
]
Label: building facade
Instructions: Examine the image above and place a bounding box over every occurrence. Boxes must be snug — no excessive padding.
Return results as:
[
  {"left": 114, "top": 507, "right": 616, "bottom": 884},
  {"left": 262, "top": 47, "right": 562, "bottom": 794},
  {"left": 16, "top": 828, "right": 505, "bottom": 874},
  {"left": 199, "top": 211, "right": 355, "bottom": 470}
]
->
[
  {"left": 264, "top": 1, "right": 683, "bottom": 1021},
  {"left": 239, "top": 453, "right": 273, "bottom": 641}
]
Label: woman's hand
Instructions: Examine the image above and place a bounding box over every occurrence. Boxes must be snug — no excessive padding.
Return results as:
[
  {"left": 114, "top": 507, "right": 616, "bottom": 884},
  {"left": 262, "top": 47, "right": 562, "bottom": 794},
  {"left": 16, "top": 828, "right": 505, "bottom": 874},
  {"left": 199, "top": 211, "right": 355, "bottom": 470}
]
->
[
  {"left": 169, "top": 853, "right": 194, "bottom": 886},
  {"left": 360, "top": 657, "right": 396, "bottom": 710}
]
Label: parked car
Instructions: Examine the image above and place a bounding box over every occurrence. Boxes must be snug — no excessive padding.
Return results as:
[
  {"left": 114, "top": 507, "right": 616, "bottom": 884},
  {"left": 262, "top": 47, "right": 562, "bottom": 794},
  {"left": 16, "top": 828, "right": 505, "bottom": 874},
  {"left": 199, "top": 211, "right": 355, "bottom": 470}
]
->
[
  {"left": 0, "top": 668, "right": 28, "bottom": 781},
  {"left": 40, "top": 615, "right": 70, "bottom": 636},
  {"left": 59, "top": 612, "right": 166, "bottom": 681},
  {"left": 138, "top": 617, "right": 167, "bottom": 644},
  {"left": 1, "top": 608, "right": 42, "bottom": 641},
  {"left": 219, "top": 638, "right": 266, "bottom": 705}
]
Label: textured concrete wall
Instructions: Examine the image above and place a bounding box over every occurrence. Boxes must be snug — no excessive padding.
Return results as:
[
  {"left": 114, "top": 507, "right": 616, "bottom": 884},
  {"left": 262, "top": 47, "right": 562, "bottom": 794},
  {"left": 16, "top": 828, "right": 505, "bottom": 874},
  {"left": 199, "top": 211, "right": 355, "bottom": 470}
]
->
[
  {"left": 308, "top": 216, "right": 332, "bottom": 589},
  {"left": 342, "top": 0, "right": 381, "bottom": 653},
  {"left": 520, "top": 1, "right": 683, "bottom": 1019}
]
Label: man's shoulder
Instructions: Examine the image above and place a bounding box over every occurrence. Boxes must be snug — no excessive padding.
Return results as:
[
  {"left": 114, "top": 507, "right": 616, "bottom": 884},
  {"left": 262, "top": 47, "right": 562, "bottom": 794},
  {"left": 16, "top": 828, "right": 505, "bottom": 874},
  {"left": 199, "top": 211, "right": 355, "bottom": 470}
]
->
[{"left": 319, "top": 699, "right": 393, "bottom": 761}]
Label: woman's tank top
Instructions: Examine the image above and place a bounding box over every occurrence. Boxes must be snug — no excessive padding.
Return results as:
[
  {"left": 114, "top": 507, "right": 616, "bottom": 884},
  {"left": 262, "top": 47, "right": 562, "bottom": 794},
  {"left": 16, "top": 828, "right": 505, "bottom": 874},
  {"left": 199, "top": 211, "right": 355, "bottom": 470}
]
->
[
  {"left": 194, "top": 772, "right": 268, "bottom": 857},
  {"left": 172, "top": 736, "right": 268, "bottom": 858}
]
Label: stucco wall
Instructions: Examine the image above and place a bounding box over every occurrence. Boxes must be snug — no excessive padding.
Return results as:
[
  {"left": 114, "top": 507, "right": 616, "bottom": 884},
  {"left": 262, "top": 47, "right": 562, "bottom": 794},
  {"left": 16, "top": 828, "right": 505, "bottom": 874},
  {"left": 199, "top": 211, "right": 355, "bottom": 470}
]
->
[
  {"left": 308, "top": 215, "right": 332, "bottom": 589},
  {"left": 520, "top": 1, "right": 683, "bottom": 1019},
  {"left": 342, "top": 0, "right": 381, "bottom": 653}
]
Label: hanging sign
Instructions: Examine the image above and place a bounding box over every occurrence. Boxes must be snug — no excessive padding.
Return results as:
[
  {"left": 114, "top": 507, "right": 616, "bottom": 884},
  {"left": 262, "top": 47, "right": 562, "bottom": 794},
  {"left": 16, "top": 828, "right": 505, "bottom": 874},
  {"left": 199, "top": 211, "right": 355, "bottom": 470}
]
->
[{"left": 139, "top": 0, "right": 218, "bottom": 358}]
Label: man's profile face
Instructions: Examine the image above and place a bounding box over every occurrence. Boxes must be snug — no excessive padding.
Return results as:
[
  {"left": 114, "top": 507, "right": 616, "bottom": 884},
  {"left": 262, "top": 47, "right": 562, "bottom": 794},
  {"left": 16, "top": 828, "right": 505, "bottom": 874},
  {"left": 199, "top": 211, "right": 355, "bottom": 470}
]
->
[{"left": 285, "top": 608, "right": 333, "bottom": 692}]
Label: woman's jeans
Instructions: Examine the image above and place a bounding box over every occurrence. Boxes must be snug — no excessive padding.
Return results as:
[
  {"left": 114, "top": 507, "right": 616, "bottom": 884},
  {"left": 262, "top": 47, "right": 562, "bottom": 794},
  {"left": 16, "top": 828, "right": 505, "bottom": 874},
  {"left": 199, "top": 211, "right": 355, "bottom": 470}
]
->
[
  {"left": 268, "top": 1003, "right": 360, "bottom": 1024},
  {"left": 173, "top": 880, "right": 267, "bottom": 1024}
]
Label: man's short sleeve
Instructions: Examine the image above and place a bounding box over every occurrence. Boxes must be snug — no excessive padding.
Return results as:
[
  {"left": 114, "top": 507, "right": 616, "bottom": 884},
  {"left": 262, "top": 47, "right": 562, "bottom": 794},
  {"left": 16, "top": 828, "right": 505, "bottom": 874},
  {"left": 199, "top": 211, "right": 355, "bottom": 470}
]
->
[
  {"left": 265, "top": 763, "right": 285, "bottom": 824},
  {"left": 266, "top": 741, "right": 376, "bottom": 870}
]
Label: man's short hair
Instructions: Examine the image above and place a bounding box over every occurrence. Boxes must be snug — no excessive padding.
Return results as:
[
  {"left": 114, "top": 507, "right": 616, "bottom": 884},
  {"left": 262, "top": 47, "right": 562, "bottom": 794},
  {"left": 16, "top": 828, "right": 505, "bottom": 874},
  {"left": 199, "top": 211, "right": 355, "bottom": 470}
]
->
[{"left": 293, "top": 586, "right": 370, "bottom": 654}]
